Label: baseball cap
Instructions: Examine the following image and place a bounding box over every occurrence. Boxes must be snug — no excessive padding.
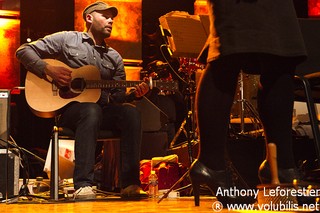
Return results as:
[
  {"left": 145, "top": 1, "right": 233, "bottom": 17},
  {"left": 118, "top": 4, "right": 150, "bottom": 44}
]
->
[{"left": 83, "top": 1, "right": 118, "bottom": 20}]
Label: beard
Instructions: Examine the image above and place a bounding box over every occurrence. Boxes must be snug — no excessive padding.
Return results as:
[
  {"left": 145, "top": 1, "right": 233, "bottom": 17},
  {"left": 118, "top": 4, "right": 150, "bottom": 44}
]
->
[{"left": 102, "top": 26, "right": 112, "bottom": 38}]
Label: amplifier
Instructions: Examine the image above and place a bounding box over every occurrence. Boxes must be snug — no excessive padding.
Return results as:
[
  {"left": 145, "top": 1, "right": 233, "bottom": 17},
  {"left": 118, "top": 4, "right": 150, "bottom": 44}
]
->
[
  {"left": 0, "top": 149, "right": 20, "bottom": 198},
  {"left": 0, "top": 89, "right": 10, "bottom": 148},
  {"left": 135, "top": 97, "right": 168, "bottom": 132}
]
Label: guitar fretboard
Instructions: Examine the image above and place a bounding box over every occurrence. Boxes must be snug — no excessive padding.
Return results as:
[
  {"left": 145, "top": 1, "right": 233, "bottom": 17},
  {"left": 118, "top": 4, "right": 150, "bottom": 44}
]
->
[{"left": 85, "top": 80, "right": 143, "bottom": 89}]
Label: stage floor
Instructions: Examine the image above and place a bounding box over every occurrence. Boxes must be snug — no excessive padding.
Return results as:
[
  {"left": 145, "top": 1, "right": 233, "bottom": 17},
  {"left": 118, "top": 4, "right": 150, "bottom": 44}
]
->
[{"left": 0, "top": 196, "right": 316, "bottom": 213}]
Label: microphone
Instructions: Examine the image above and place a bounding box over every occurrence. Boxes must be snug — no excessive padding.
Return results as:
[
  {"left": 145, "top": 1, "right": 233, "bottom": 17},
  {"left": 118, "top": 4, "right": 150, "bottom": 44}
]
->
[{"left": 159, "top": 25, "right": 173, "bottom": 56}]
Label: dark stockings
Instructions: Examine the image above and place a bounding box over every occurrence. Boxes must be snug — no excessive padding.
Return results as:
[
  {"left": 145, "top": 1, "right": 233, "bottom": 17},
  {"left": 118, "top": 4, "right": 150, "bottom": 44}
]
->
[{"left": 196, "top": 54, "right": 296, "bottom": 171}]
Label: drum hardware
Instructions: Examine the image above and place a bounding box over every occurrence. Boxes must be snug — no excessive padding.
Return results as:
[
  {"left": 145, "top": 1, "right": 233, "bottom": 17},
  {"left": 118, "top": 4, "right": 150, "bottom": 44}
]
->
[
  {"left": 158, "top": 57, "right": 199, "bottom": 203},
  {"left": 232, "top": 71, "right": 263, "bottom": 137},
  {"left": 169, "top": 119, "right": 188, "bottom": 148},
  {"left": 169, "top": 77, "right": 197, "bottom": 165},
  {"left": 167, "top": 58, "right": 200, "bottom": 149}
]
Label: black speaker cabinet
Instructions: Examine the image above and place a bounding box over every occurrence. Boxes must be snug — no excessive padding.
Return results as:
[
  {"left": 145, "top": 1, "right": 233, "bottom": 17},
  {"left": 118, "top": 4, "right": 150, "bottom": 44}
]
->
[
  {"left": 0, "top": 149, "right": 20, "bottom": 198},
  {"left": 0, "top": 89, "right": 10, "bottom": 148}
]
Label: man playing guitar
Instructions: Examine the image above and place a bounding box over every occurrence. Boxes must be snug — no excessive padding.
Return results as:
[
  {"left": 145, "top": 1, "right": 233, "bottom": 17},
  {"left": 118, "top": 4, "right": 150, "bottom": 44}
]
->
[{"left": 16, "top": 1, "right": 150, "bottom": 200}]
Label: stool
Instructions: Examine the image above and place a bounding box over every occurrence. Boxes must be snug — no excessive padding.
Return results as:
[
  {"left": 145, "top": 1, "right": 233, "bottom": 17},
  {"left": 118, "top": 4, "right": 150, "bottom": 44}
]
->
[
  {"left": 50, "top": 126, "right": 120, "bottom": 200},
  {"left": 294, "top": 73, "right": 320, "bottom": 163},
  {"left": 293, "top": 18, "right": 320, "bottom": 167}
]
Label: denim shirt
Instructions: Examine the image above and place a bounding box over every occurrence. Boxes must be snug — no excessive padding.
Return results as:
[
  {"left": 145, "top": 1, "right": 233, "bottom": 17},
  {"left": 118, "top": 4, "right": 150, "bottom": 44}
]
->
[{"left": 16, "top": 31, "right": 135, "bottom": 106}]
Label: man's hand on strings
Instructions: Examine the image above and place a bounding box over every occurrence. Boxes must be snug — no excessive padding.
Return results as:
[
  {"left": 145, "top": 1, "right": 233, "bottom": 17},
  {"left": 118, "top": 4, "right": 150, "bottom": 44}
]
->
[
  {"left": 134, "top": 77, "right": 150, "bottom": 98},
  {"left": 44, "top": 64, "right": 72, "bottom": 86}
]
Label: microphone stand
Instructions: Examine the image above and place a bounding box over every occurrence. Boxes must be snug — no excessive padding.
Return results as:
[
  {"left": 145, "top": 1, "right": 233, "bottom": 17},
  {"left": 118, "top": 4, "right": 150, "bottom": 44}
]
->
[
  {"left": 158, "top": 62, "right": 198, "bottom": 203},
  {"left": 157, "top": 25, "right": 199, "bottom": 203}
]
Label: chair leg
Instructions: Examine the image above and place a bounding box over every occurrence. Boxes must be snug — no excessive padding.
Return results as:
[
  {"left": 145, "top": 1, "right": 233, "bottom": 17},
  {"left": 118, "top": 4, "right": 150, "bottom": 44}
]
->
[
  {"left": 50, "top": 126, "right": 59, "bottom": 200},
  {"left": 296, "top": 76, "right": 320, "bottom": 164}
]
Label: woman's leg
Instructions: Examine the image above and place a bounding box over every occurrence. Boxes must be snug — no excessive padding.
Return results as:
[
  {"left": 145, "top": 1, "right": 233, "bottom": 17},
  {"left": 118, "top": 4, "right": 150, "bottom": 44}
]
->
[
  {"left": 257, "top": 55, "right": 296, "bottom": 169},
  {"left": 196, "top": 56, "right": 240, "bottom": 170}
]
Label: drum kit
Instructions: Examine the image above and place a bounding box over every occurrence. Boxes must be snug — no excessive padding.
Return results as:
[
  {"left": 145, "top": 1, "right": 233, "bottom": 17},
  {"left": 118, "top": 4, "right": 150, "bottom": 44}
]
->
[
  {"left": 155, "top": 56, "right": 264, "bottom": 202},
  {"left": 145, "top": 56, "right": 264, "bottom": 148}
]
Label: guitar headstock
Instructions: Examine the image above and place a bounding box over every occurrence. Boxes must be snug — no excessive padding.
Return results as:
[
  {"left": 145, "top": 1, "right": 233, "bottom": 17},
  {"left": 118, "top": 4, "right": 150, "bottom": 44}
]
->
[{"left": 153, "top": 80, "right": 179, "bottom": 92}]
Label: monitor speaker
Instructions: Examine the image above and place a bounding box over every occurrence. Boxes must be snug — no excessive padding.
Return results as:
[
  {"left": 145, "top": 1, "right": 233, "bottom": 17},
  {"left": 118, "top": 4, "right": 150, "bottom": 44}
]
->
[
  {"left": 0, "top": 90, "right": 10, "bottom": 148},
  {"left": 0, "top": 149, "right": 20, "bottom": 198}
]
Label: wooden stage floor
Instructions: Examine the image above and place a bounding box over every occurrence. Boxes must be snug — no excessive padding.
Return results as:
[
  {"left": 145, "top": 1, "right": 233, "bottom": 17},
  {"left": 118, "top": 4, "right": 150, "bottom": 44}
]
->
[{"left": 0, "top": 196, "right": 314, "bottom": 213}]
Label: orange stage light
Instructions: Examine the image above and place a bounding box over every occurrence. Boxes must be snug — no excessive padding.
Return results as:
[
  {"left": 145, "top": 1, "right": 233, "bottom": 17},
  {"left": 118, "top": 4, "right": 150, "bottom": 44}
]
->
[
  {"left": 194, "top": 0, "right": 208, "bottom": 15},
  {"left": 0, "top": 10, "right": 20, "bottom": 89}
]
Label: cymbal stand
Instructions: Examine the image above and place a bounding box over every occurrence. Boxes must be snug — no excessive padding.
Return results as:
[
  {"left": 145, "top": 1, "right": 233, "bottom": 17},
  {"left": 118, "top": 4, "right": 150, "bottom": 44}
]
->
[
  {"left": 233, "top": 71, "right": 262, "bottom": 136},
  {"left": 239, "top": 71, "right": 246, "bottom": 134},
  {"left": 183, "top": 80, "right": 197, "bottom": 166},
  {"left": 169, "top": 119, "right": 188, "bottom": 149}
]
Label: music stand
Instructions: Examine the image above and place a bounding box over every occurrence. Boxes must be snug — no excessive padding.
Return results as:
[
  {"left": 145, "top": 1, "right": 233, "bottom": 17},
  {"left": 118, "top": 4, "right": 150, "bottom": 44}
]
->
[{"left": 159, "top": 11, "right": 209, "bottom": 58}]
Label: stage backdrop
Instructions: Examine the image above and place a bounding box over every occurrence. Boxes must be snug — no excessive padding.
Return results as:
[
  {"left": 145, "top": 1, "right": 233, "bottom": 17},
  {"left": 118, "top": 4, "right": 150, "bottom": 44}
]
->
[{"left": 0, "top": 9, "right": 20, "bottom": 90}]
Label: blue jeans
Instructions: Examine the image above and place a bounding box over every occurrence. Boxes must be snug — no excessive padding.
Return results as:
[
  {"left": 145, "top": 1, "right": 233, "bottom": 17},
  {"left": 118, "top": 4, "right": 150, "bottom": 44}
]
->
[{"left": 58, "top": 102, "right": 142, "bottom": 190}]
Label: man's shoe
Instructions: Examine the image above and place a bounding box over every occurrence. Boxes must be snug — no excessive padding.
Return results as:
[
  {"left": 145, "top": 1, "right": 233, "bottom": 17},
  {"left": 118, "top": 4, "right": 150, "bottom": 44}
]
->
[
  {"left": 73, "top": 186, "right": 96, "bottom": 200},
  {"left": 120, "top": 185, "right": 148, "bottom": 199}
]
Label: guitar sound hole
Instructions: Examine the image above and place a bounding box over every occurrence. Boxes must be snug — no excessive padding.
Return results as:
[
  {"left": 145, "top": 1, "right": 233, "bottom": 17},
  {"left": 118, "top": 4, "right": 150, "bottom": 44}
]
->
[
  {"left": 71, "top": 78, "right": 86, "bottom": 92},
  {"left": 59, "top": 86, "right": 79, "bottom": 99},
  {"left": 58, "top": 78, "right": 85, "bottom": 99}
]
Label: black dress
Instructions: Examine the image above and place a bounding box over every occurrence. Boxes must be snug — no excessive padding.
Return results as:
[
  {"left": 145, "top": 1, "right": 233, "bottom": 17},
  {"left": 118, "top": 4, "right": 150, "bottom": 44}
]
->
[{"left": 204, "top": 0, "right": 307, "bottom": 63}]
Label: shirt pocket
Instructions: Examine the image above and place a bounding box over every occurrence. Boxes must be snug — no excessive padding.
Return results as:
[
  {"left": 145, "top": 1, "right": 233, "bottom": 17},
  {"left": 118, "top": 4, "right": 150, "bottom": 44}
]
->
[
  {"left": 66, "top": 44, "right": 88, "bottom": 62},
  {"left": 101, "top": 59, "right": 116, "bottom": 79}
]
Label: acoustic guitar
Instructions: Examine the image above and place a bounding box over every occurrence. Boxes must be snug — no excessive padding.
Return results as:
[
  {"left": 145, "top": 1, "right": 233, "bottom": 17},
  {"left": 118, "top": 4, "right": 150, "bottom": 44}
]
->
[{"left": 25, "top": 59, "right": 179, "bottom": 118}]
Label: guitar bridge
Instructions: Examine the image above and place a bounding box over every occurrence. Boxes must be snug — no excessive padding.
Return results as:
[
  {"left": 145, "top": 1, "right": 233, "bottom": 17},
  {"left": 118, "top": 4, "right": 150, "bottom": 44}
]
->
[{"left": 52, "top": 82, "right": 58, "bottom": 96}]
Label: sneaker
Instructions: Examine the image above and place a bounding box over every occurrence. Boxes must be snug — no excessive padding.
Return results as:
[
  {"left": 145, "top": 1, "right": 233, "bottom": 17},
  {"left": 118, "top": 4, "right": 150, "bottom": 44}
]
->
[
  {"left": 73, "top": 186, "right": 96, "bottom": 200},
  {"left": 120, "top": 185, "right": 148, "bottom": 199}
]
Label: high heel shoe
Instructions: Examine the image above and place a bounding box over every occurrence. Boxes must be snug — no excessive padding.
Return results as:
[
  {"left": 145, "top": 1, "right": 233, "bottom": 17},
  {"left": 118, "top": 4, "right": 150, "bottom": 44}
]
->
[
  {"left": 189, "top": 159, "right": 256, "bottom": 206},
  {"left": 258, "top": 159, "right": 301, "bottom": 184}
]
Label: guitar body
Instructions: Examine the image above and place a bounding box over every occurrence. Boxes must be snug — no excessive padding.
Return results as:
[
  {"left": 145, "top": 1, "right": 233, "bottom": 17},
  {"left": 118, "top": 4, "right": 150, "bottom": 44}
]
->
[
  {"left": 25, "top": 59, "right": 179, "bottom": 118},
  {"left": 25, "top": 59, "right": 101, "bottom": 118}
]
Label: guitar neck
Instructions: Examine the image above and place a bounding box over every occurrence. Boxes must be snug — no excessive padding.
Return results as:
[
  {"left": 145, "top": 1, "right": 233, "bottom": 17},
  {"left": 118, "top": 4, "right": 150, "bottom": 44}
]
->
[{"left": 85, "top": 80, "right": 144, "bottom": 89}]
